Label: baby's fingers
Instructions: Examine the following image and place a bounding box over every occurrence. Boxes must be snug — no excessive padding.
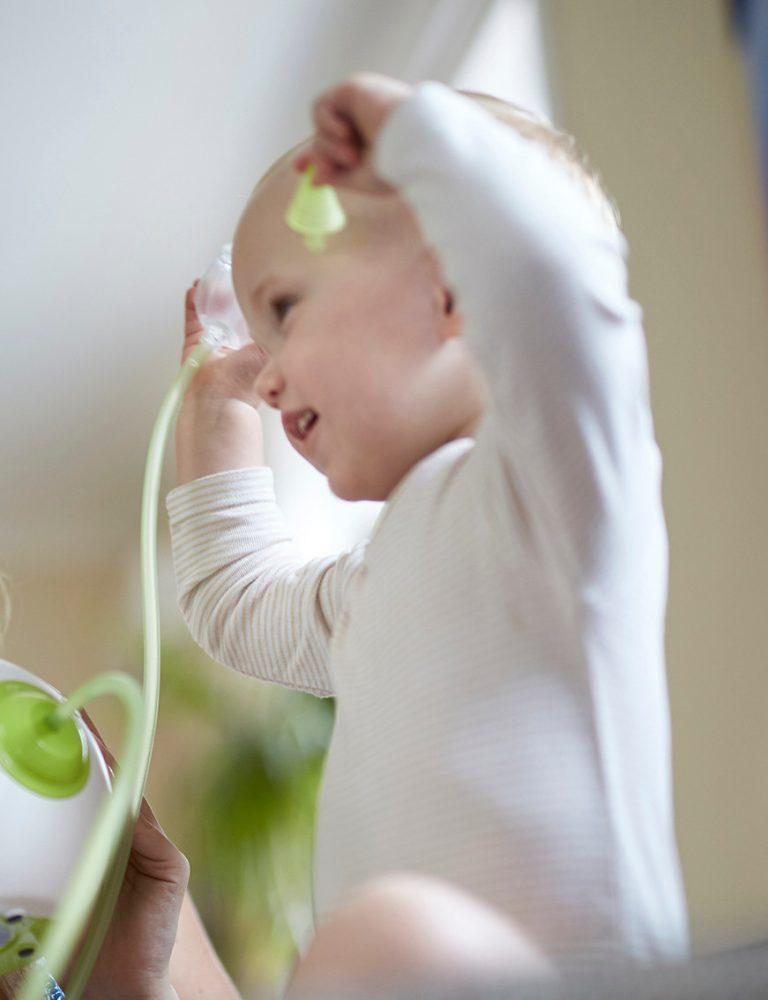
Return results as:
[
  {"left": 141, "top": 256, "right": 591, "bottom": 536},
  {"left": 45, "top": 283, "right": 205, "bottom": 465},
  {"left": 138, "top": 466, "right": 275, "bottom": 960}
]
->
[
  {"left": 318, "top": 134, "right": 359, "bottom": 169},
  {"left": 185, "top": 283, "right": 203, "bottom": 336},
  {"left": 316, "top": 100, "right": 357, "bottom": 143},
  {"left": 297, "top": 131, "right": 361, "bottom": 188},
  {"left": 182, "top": 283, "right": 206, "bottom": 363},
  {"left": 295, "top": 95, "right": 365, "bottom": 186}
]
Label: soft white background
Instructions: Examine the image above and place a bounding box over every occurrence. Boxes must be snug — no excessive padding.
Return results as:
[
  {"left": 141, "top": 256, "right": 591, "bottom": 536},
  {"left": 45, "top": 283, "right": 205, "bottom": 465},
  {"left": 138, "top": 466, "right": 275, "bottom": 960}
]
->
[{"left": 0, "top": 0, "right": 548, "bottom": 568}]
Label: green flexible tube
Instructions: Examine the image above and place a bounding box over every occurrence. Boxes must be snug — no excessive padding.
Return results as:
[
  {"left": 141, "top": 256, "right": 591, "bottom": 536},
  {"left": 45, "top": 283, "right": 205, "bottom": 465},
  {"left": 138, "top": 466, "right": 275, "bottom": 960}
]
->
[
  {"left": 135, "top": 339, "right": 217, "bottom": 815},
  {"left": 16, "top": 673, "right": 142, "bottom": 1000},
  {"left": 65, "top": 338, "right": 216, "bottom": 998},
  {"left": 18, "top": 340, "right": 215, "bottom": 1000}
]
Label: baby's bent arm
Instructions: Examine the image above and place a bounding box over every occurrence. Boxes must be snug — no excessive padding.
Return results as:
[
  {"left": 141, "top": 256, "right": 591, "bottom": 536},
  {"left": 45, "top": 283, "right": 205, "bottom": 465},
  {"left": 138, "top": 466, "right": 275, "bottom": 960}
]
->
[
  {"left": 170, "top": 294, "right": 363, "bottom": 696},
  {"left": 166, "top": 468, "right": 367, "bottom": 696}
]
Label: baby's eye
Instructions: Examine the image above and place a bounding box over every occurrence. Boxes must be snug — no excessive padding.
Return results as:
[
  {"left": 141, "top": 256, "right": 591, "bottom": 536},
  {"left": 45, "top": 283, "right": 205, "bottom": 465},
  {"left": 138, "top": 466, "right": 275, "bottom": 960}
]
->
[{"left": 271, "top": 296, "right": 297, "bottom": 323}]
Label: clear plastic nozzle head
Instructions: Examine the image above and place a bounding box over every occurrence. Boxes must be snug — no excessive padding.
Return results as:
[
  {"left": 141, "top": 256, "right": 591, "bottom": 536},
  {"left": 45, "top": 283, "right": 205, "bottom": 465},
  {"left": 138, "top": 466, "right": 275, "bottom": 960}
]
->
[{"left": 194, "top": 244, "right": 252, "bottom": 350}]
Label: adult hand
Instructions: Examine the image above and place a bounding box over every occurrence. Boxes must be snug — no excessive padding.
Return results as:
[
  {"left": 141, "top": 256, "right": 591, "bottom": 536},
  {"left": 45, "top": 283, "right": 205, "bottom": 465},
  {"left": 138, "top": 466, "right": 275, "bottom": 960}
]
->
[
  {"left": 78, "top": 711, "right": 189, "bottom": 1000},
  {"left": 293, "top": 72, "right": 413, "bottom": 195}
]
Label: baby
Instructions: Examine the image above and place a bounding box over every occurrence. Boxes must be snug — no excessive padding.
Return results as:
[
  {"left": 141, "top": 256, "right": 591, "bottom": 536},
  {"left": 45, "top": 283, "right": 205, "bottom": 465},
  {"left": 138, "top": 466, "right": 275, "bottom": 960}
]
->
[{"left": 167, "top": 72, "right": 689, "bottom": 975}]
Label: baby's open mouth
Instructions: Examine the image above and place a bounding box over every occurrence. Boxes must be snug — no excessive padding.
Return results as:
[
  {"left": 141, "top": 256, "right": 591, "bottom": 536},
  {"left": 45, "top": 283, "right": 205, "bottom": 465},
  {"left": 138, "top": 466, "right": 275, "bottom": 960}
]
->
[
  {"left": 297, "top": 409, "right": 318, "bottom": 437},
  {"left": 283, "top": 407, "right": 319, "bottom": 442}
]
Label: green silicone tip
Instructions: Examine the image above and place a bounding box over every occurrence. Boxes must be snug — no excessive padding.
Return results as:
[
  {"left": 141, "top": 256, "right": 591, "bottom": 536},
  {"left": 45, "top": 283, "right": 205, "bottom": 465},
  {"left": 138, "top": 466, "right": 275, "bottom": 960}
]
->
[
  {"left": 285, "top": 162, "right": 347, "bottom": 252},
  {"left": 0, "top": 912, "right": 51, "bottom": 974},
  {"left": 0, "top": 681, "right": 90, "bottom": 798}
]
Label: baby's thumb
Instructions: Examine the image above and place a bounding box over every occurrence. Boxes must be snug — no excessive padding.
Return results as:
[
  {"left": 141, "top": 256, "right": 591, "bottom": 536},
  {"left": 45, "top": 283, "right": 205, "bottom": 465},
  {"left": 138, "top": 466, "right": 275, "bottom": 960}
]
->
[{"left": 181, "top": 287, "right": 203, "bottom": 358}]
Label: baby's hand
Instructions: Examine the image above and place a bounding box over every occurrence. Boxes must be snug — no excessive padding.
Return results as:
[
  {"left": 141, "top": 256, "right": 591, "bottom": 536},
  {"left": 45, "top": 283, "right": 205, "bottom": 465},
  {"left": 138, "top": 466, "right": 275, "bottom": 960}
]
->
[
  {"left": 182, "top": 282, "right": 267, "bottom": 403},
  {"left": 293, "top": 72, "right": 413, "bottom": 196},
  {"left": 176, "top": 285, "right": 268, "bottom": 483}
]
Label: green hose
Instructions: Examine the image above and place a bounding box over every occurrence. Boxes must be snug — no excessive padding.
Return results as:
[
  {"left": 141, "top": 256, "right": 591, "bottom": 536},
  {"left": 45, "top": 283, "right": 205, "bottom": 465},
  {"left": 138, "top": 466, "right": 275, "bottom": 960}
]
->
[
  {"left": 17, "top": 673, "right": 142, "bottom": 1000},
  {"left": 18, "top": 340, "right": 214, "bottom": 1000}
]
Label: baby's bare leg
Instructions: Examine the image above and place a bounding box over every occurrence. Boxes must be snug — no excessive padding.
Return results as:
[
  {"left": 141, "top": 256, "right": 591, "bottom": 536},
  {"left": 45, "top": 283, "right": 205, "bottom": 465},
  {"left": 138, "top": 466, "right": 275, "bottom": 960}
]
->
[{"left": 284, "top": 873, "right": 556, "bottom": 999}]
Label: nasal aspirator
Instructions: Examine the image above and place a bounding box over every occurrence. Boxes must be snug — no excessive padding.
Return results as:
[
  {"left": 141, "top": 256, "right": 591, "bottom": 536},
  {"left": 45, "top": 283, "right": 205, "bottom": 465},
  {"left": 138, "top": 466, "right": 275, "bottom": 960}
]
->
[{"left": 1, "top": 161, "right": 344, "bottom": 1000}]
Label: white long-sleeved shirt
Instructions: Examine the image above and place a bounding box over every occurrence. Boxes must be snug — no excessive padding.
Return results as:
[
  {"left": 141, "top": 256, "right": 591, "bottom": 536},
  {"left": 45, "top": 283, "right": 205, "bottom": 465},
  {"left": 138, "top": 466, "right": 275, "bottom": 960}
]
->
[{"left": 167, "top": 81, "right": 689, "bottom": 965}]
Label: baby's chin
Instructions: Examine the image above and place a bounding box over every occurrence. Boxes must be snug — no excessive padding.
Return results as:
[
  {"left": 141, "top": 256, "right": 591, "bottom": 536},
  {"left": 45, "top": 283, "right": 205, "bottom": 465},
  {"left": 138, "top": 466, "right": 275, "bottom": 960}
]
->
[
  {"left": 316, "top": 454, "right": 368, "bottom": 502},
  {"left": 326, "top": 461, "right": 402, "bottom": 504},
  {"left": 284, "top": 421, "right": 408, "bottom": 502}
]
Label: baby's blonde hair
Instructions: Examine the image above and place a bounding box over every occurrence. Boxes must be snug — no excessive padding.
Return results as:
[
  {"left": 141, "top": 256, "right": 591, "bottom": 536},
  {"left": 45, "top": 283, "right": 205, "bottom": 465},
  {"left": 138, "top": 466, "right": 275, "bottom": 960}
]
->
[{"left": 456, "top": 88, "right": 622, "bottom": 234}]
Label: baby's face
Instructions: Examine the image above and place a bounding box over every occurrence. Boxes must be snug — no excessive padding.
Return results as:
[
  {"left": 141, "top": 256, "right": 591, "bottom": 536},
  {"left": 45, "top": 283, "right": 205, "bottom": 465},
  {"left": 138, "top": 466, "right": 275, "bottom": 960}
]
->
[{"left": 232, "top": 140, "right": 484, "bottom": 501}]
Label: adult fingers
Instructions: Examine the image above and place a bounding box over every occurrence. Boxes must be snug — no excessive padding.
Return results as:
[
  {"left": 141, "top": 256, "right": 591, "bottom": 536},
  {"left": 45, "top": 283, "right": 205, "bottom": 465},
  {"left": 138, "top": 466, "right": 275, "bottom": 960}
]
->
[{"left": 79, "top": 708, "right": 162, "bottom": 835}]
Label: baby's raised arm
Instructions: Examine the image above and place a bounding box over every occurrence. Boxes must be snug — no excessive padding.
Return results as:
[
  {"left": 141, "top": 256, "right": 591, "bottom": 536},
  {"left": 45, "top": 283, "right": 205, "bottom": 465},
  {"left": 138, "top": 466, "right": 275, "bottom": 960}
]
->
[{"left": 372, "top": 84, "right": 655, "bottom": 592}]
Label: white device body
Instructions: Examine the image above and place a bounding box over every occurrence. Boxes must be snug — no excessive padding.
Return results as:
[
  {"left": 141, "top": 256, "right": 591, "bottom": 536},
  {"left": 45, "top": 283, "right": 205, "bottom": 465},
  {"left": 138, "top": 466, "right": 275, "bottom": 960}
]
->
[{"left": 0, "top": 659, "right": 112, "bottom": 919}]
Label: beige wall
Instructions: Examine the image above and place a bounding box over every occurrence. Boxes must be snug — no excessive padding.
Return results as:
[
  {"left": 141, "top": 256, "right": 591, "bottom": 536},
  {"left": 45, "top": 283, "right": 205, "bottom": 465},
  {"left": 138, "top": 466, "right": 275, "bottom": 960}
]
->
[
  {"left": 3, "top": 559, "right": 125, "bottom": 701},
  {"left": 541, "top": 0, "right": 768, "bottom": 951},
  {"left": 1, "top": 553, "right": 173, "bottom": 812}
]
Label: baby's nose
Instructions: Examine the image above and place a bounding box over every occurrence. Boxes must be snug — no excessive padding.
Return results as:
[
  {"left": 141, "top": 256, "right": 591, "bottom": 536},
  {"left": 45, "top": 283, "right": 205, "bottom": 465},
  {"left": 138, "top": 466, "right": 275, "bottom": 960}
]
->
[{"left": 254, "top": 358, "right": 285, "bottom": 409}]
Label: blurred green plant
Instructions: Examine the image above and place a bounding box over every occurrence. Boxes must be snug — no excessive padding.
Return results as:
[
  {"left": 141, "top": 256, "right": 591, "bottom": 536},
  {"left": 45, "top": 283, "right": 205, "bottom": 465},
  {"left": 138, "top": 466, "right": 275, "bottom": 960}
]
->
[{"left": 152, "top": 638, "right": 334, "bottom": 995}]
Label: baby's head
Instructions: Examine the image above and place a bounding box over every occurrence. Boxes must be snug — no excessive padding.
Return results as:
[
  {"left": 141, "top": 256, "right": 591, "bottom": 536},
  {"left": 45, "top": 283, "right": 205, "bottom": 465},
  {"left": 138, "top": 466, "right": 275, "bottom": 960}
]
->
[
  {"left": 232, "top": 135, "right": 483, "bottom": 503},
  {"left": 231, "top": 89, "right": 619, "bottom": 503}
]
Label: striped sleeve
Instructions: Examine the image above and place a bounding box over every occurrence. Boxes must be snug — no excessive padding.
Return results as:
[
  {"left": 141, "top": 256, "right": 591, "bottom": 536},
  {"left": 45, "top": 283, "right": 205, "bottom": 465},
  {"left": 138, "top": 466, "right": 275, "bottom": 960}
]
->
[{"left": 165, "top": 466, "right": 366, "bottom": 696}]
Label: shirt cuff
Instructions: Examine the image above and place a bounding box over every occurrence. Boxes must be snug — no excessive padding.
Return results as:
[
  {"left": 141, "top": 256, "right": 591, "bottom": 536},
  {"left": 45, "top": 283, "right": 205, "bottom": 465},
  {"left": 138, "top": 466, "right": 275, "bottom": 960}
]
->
[
  {"left": 374, "top": 80, "right": 471, "bottom": 187},
  {"left": 165, "top": 466, "right": 277, "bottom": 520}
]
